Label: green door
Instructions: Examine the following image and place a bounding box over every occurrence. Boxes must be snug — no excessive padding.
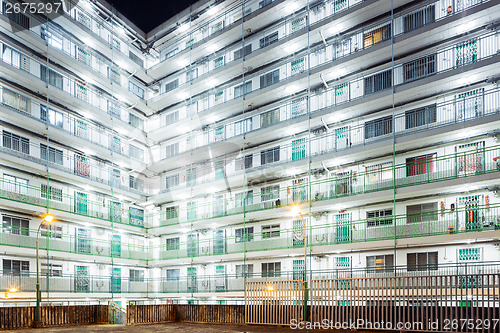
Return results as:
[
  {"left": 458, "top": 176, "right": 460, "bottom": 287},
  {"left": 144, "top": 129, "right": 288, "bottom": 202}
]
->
[
  {"left": 75, "top": 192, "right": 88, "bottom": 215},
  {"left": 215, "top": 265, "right": 226, "bottom": 292},
  {"left": 292, "top": 139, "right": 306, "bottom": 161},
  {"left": 293, "top": 259, "right": 305, "bottom": 280},
  {"left": 187, "top": 267, "right": 197, "bottom": 292},
  {"left": 111, "top": 268, "right": 121, "bottom": 293},
  {"left": 111, "top": 235, "right": 121, "bottom": 257},
  {"left": 336, "top": 213, "right": 351, "bottom": 243},
  {"left": 213, "top": 230, "right": 226, "bottom": 254},
  {"left": 75, "top": 266, "right": 89, "bottom": 292},
  {"left": 293, "top": 219, "right": 305, "bottom": 248}
]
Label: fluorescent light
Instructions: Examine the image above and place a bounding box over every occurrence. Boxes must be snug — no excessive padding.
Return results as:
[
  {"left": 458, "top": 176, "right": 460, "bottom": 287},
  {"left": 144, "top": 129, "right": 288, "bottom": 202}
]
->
[
  {"left": 178, "top": 23, "right": 189, "bottom": 32},
  {"left": 207, "top": 7, "right": 218, "bottom": 15}
]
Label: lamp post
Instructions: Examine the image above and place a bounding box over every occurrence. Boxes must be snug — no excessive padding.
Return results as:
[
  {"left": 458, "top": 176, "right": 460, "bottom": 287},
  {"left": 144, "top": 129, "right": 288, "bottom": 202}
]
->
[
  {"left": 292, "top": 206, "right": 308, "bottom": 322},
  {"left": 35, "top": 214, "right": 54, "bottom": 327}
]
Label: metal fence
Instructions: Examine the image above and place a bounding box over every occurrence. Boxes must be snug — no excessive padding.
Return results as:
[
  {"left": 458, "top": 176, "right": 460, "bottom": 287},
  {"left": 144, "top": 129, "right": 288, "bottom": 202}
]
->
[{"left": 245, "top": 280, "right": 304, "bottom": 325}]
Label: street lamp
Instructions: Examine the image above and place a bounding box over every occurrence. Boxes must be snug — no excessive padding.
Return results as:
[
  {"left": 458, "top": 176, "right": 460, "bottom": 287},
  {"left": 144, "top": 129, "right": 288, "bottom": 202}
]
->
[
  {"left": 35, "top": 214, "right": 54, "bottom": 327},
  {"left": 292, "top": 205, "right": 308, "bottom": 322}
]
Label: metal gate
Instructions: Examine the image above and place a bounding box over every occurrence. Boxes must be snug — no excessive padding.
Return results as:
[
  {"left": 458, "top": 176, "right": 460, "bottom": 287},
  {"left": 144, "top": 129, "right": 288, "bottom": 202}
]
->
[
  {"left": 311, "top": 274, "right": 500, "bottom": 332},
  {"left": 245, "top": 280, "right": 304, "bottom": 325}
]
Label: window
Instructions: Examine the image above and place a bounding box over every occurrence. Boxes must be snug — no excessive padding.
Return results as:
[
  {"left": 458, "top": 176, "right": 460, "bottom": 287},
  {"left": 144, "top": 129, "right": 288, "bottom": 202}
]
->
[
  {"left": 214, "top": 56, "right": 224, "bottom": 69},
  {"left": 165, "top": 142, "right": 179, "bottom": 158},
  {"left": 129, "top": 207, "right": 144, "bottom": 226},
  {"left": 235, "top": 118, "right": 252, "bottom": 136},
  {"left": 235, "top": 227, "right": 254, "bottom": 243},
  {"left": 3, "top": 175, "right": 28, "bottom": 194},
  {"left": 41, "top": 106, "right": 64, "bottom": 128},
  {"left": 40, "top": 144, "right": 63, "bottom": 165},
  {"left": 108, "top": 68, "right": 121, "bottom": 85},
  {"left": 405, "top": 104, "right": 437, "bottom": 129},
  {"left": 261, "top": 146, "right": 280, "bottom": 165},
  {"left": 40, "top": 65, "right": 63, "bottom": 89},
  {"left": 185, "top": 39, "right": 194, "bottom": 48},
  {"left": 365, "top": 162, "right": 392, "bottom": 183},
  {"left": 165, "top": 79, "right": 179, "bottom": 93},
  {"left": 211, "top": 21, "right": 223, "bottom": 34},
  {"left": 407, "top": 252, "right": 438, "bottom": 271},
  {"left": 2, "top": 45, "right": 21, "bottom": 68},
  {"left": 165, "top": 111, "right": 179, "bottom": 126},
  {"left": 259, "top": 0, "right": 274, "bottom": 8},
  {"left": 129, "top": 51, "right": 144, "bottom": 67},
  {"left": 166, "top": 269, "right": 180, "bottom": 281},
  {"left": 41, "top": 184, "right": 63, "bottom": 202},
  {"left": 3, "top": 130, "right": 30, "bottom": 154},
  {"left": 165, "top": 206, "right": 179, "bottom": 221},
  {"left": 259, "top": 32, "right": 279, "bottom": 48},
  {"left": 456, "top": 39, "right": 477, "bottom": 67},
  {"left": 367, "top": 209, "right": 393, "bottom": 227},
  {"left": 41, "top": 263, "right": 62, "bottom": 277},
  {"left": 186, "top": 68, "right": 198, "bottom": 82},
  {"left": 260, "top": 108, "right": 280, "bottom": 128},
  {"left": 364, "top": 115, "right": 392, "bottom": 139},
  {"left": 262, "top": 262, "right": 281, "bottom": 278},
  {"left": 260, "top": 69, "right": 280, "bottom": 88},
  {"left": 165, "top": 174, "right": 179, "bottom": 189},
  {"left": 235, "top": 155, "right": 253, "bottom": 170},
  {"left": 291, "top": 97, "right": 307, "bottom": 118},
  {"left": 130, "top": 269, "right": 144, "bottom": 282},
  {"left": 107, "top": 100, "right": 121, "bottom": 118},
  {"left": 234, "top": 45, "right": 252, "bottom": 60},
  {"left": 458, "top": 248, "right": 481, "bottom": 261},
  {"left": 1, "top": 88, "right": 30, "bottom": 114},
  {"left": 406, "top": 202, "right": 438, "bottom": 223},
  {"left": 111, "top": 37, "right": 121, "bottom": 50},
  {"left": 129, "top": 81, "right": 145, "bottom": 98},
  {"left": 406, "top": 153, "right": 436, "bottom": 176},
  {"left": 367, "top": 254, "right": 393, "bottom": 272},
  {"left": 3, "top": 2, "right": 30, "bottom": 29},
  {"left": 291, "top": 58, "right": 305, "bottom": 75},
  {"left": 77, "top": 11, "right": 91, "bottom": 28},
  {"left": 166, "top": 237, "right": 180, "bottom": 251},
  {"left": 235, "top": 190, "right": 253, "bottom": 208},
  {"left": 364, "top": 70, "right": 392, "bottom": 95},
  {"left": 262, "top": 224, "right": 280, "bottom": 239},
  {"left": 40, "top": 223, "right": 62, "bottom": 239},
  {"left": 234, "top": 81, "right": 252, "bottom": 98},
  {"left": 363, "top": 24, "right": 391, "bottom": 48},
  {"left": 41, "top": 27, "right": 63, "bottom": 50},
  {"left": 403, "top": 4, "right": 435, "bottom": 33},
  {"left": 165, "top": 48, "right": 178, "bottom": 60},
  {"left": 214, "top": 90, "right": 224, "bottom": 102},
  {"left": 2, "top": 215, "right": 29, "bottom": 236},
  {"left": 261, "top": 185, "right": 279, "bottom": 203},
  {"left": 290, "top": 17, "right": 306, "bottom": 33},
  {"left": 3, "top": 259, "right": 29, "bottom": 276},
  {"left": 236, "top": 264, "right": 254, "bottom": 278},
  {"left": 129, "top": 145, "right": 144, "bottom": 160},
  {"left": 403, "top": 54, "right": 436, "bottom": 83}
]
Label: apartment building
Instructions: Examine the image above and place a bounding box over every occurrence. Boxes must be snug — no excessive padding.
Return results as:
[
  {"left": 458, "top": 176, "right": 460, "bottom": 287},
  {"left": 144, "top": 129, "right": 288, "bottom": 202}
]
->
[{"left": 1, "top": 0, "right": 500, "bottom": 306}]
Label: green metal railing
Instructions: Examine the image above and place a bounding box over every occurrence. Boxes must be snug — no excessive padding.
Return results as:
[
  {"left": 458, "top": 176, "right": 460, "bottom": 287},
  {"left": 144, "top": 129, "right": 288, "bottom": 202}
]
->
[{"left": 2, "top": 261, "right": 499, "bottom": 295}]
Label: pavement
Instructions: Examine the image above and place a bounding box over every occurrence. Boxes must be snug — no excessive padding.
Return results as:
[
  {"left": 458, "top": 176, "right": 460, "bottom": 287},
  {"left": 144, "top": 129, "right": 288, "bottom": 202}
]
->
[
  {"left": 1, "top": 323, "right": 307, "bottom": 333},
  {"left": 2, "top": 322, "right": 395, "bottom": 333}
]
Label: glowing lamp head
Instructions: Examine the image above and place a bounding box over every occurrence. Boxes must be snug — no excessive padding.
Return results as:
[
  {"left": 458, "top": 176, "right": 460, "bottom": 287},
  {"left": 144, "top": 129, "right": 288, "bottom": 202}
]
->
[
  {"left": 9, "top": 288, "right": 18, "bottom": 293},
  {"left": 267, "top": 285, "right": 274, "bottom": 291},
  {"left": 292, "top": 205, "right": 301, "bottom": 216},
  {"left": 43, "top": 214, "right": 54, "bottom": 223}
]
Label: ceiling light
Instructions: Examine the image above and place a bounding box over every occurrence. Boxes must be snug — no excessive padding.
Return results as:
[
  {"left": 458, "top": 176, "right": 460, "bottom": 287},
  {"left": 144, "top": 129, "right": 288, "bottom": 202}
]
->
[
  {"left": 178, "top": 23, "right": 189, "bottom": 32},
  {"left": 207, "top": 7, "right": 218, "bottom": 15}
]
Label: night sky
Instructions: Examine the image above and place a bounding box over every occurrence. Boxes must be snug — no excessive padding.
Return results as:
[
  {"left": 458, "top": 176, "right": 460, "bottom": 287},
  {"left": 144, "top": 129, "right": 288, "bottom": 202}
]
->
[{"left": 108, "top": 0, "right": 199, "bottom": 33}]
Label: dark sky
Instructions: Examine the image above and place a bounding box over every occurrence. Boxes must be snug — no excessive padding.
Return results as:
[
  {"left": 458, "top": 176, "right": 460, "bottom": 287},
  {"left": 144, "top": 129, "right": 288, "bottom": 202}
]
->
[{"left": 108, "top": 0, "right": 199, "bottom": 33}]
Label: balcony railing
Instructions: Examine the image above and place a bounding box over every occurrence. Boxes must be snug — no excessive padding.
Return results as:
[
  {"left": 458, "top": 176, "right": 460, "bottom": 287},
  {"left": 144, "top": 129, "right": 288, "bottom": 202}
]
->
[{"left": 1, "top": 261, "right": 499, "bottom": 295}]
